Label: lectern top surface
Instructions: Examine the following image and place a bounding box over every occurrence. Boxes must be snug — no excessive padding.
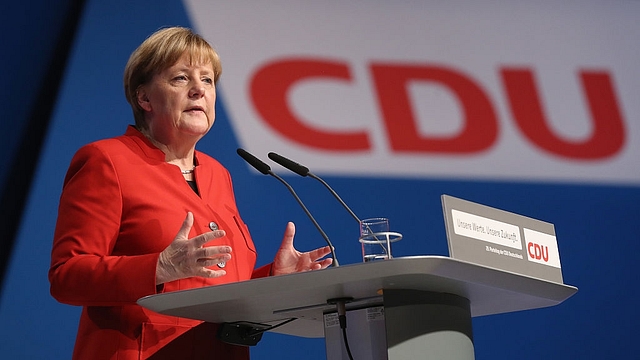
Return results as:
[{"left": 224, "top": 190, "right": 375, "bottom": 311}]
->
[{"left": 138, "top": 256, "right": 577, "bottom": 338}]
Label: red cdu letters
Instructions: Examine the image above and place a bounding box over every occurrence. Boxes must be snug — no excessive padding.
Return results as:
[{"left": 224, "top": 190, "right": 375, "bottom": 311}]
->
[
  {"left": 528, "top": 242, "right": 549, "bottom": 262},
  {"left": 249, "top": 58, "right": 625, "bottom": 159}
]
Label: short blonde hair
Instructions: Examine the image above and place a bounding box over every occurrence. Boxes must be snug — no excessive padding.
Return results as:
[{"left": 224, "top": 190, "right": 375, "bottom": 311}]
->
[{"left": 123, "top": 27, "right": 222, "bottom": 129}]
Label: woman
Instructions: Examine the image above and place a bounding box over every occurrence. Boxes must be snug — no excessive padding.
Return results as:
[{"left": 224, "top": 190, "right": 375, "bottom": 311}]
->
[{"left": 49, "top": 26, "right": 332, "bottom": 360}]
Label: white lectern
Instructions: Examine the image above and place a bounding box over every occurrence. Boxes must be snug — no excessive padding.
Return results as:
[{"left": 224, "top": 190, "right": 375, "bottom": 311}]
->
[{"left": 138, "top": 256, "right": 577, "bottom": 359}]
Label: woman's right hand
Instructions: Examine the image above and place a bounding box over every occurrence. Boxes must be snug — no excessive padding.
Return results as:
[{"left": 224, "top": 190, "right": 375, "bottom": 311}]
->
[{"left": 155, "top": 212, "right": 231, "bottom": 285}]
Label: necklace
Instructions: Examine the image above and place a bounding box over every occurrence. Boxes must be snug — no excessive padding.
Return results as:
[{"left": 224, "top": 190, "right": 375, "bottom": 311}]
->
[{"left": 181, "top": 168, "right": 195, "bottom": 175}]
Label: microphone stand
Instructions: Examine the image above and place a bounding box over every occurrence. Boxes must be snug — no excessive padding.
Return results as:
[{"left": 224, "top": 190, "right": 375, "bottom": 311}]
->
[{"left": 237, "top": 148, "right": 339, "bottom": 267}]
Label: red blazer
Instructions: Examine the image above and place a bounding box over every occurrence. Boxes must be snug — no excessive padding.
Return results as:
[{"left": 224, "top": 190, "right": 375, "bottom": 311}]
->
[{"left": 49, "top": 126, "right": 271, "bottom": 359}]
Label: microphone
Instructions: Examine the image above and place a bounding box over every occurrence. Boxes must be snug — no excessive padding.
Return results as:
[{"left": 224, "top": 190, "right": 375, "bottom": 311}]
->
[
  {"left": 236, "top": 148, "right": 339, "bottom": 267},
  {"left": 267, "top": 152, "right": 361, "bottom": 223}
]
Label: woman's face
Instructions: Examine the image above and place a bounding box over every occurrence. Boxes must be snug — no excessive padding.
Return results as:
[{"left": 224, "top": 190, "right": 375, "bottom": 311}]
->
[{"left": 138, "top": 53, "right": 216, "bottom": 143}]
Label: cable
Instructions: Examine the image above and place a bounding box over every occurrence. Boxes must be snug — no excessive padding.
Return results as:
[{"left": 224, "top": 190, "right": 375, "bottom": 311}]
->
[
  {"left": 342, "top": 326, "right": 354, "bottom": 360},
  {"left": 328, "top": 297, "right": 355, "bottom": 360},
  {"left": 247, "top": 317, "right": 297, "bottom": 337}
]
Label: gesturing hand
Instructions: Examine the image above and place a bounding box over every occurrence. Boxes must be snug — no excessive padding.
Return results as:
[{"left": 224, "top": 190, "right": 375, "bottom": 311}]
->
[
  {"left": 156, "top": 212, "right": 231, "bottom": 285},
  {"left": 272, "top": 222, "right": 333, "bottom": 276}
]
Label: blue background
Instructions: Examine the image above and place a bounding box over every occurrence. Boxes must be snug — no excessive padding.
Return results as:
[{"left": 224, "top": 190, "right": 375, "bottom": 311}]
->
[{"left": 1, "top": 0, "right": 638, "bottom": 359}]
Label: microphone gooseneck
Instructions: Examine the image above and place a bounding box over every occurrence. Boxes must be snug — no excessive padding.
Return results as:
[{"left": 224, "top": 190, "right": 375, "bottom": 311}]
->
[
  {"left": 268, "top": 152, "right": 361, "bottom": 223},
  {"left": 236, "top": 148, "right": 339, "bottom": 267}
]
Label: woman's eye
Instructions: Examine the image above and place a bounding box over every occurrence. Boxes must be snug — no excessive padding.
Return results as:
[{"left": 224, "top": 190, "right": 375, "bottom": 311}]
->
[{"left": 202, "top": 77, "right": 213, "bottom": 84}]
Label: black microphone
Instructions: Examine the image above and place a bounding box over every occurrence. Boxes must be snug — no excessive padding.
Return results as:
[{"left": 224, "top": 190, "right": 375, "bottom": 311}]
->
[
  {"left": 236, "top": 148, "right": 339, "bottom": 267},
  {"left": 267, "top": 152, "right": 361, "bottom": 223}
]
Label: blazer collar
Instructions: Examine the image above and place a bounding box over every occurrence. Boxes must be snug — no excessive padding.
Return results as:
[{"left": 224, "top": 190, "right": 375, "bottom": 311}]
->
[{"left": 125, "top": 125, "right": 167, "bottom": 161}]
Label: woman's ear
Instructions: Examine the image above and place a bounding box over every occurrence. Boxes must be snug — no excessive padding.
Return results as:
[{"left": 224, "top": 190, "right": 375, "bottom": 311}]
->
[{"left": 136, "top": 87, "right": 152, "bottom": 112}]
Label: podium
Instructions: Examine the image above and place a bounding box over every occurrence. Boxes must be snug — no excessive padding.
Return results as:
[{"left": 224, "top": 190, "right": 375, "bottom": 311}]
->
[{"left": 138, "top": 256, "right": 577, "bottom": 359}]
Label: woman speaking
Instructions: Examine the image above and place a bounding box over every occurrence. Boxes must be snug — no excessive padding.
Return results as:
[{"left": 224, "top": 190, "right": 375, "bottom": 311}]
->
[{"left": 49, "top": 26, "right": 332, "bottom": 359}]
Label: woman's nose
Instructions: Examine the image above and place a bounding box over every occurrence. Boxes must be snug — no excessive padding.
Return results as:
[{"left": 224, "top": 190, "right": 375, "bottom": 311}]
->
[{"left": 189, "top": 80, "right": 206, "bottom": 98}]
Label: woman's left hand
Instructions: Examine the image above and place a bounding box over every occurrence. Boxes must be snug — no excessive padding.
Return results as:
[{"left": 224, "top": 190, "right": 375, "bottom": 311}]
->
[{"left": 272, "top": 222, "right": 333, "bottom": 276}]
